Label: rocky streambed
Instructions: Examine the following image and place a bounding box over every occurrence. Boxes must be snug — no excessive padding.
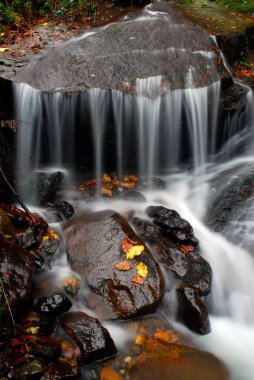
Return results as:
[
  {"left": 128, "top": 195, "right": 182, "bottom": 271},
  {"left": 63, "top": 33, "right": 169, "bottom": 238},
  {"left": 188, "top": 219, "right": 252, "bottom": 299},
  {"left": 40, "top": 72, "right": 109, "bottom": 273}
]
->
[{"left": 0, "top": 170, "right": 229, "bottom": 380}]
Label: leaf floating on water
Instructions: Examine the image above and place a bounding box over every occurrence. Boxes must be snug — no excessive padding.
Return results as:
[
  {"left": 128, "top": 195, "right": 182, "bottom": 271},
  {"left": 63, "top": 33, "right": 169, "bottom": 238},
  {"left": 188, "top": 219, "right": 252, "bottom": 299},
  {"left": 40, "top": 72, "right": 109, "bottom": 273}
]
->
[
  {"left": 136, "top": 262, "right": 148, "bottom": 278},
  {"left": 179, "top": 245, "right": 194, "bottom": 254},
  {"left": 131, "top": 274, "right": 144, "bottom": 286},
  {"left": 114, "top": 261, "right": 132, "bottom": 271},
  {"left": 126, "top": 245, "right": 144, "bottom": 260},
  {"left": 121, "top": 236, "right": 135, "bottom": 253}
]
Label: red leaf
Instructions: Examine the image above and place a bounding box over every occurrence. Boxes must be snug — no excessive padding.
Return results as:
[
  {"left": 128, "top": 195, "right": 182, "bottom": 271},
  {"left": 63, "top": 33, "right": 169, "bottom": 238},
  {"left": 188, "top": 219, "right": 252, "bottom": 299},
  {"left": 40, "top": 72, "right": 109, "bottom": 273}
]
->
[
  {"left": 121, "top": 236, "right": 135, "bottom": 253},
  {"left": 180, "top": 245, "right": 194, "bottom": 254},
  {"left": 114, "top": 261, "right": 132, "bottom": 271},
  {"left": 131, "top": 274, "right": 144, "bottom": 286}
]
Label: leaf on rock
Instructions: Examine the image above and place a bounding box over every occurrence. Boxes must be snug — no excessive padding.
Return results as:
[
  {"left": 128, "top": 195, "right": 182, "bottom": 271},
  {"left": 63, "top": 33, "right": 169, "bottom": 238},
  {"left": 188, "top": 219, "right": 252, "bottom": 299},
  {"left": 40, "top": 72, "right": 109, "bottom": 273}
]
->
[
  {"left": 121, "top": 236, "right": 135, "bottom": 253},
  {"left": 180, "top": 245, "right": 194, "bottom": 254},
  {"left": 114, "top": 261, "right": 132, "bottom": 271},
  {"left": 136, "top": 262, "right": 148, "bottom": 278},
  {"left": 101, "top": 187, "right": 113, "bottom": 197},
  {"left": 0, "top": 47, "right": 12, "bottom": 53},
  {"left": 25, "top": 326, "right": 39, "bottom": 335},
  {"left": 126, "top": 245, "right": 144, "bottom": 260},
  {"left": 131, "top": 274, "right": 144, "bottom": 286}
]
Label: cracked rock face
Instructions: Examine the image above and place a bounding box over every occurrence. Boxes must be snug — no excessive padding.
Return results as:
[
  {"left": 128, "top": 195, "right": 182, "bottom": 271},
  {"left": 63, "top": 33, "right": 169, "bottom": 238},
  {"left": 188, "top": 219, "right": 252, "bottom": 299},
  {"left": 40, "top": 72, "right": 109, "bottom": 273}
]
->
[
  {"left": 63, "top": 210, "right": 164, "bottom": 320},
  {"left": 14, "top": 3, "right": 229, "bottom": 93}
]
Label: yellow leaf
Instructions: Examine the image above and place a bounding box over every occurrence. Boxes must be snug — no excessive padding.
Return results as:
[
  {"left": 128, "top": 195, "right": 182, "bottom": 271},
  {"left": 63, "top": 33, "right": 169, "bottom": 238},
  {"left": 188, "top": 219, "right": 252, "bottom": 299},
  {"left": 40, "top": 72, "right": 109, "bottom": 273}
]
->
[
  {"left": 0, "top": 47, "right": 11, "bottom": 53},
  {"left": 136, "top": 262, "right": 148, "bottom": 278},
  {"left": 25, "top": 326, "right": 39, "bottom": 334},
  {"left": 126, "top": 245, "right": 144, "bottom": 259}
]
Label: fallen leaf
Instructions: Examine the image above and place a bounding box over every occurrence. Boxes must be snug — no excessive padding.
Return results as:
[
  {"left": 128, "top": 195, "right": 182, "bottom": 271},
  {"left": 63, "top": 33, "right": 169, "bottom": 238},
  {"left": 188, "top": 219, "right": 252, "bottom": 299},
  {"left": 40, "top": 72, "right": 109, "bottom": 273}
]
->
[
  {"left": 179, "top": 245, "right": 194, "bottom": 254},
  {"left": 0, "top": 47, "right": 11, "bottom": 53},
  {"left": 102, "top": 173, "right": 112, "bottom": 183},
  {"left": 114, "top": 261, "right": 132, "bottom": 271},
  {"left": 101, "top": 363, "right": 123, "bottom": 380},
  {"left": 101, "top": 187, "right": 113, "bottom": 197},
  {"left": 121, "top": 236, "right": 135, "bottom": 253},
  {"left": 131, "top": 274, "right": 144, "bottom": 286},
  {"left": 120, "top": 181, "right": 135, "bottom": 189},
  {"left": 136, "top": 262, "right": 148, "bottom": 278},
  {"left": 126, "top": 245, "right": 144, "bottom": 260},
  {"left": 25, "top": 326, "right": 39, "bottom": 335}
]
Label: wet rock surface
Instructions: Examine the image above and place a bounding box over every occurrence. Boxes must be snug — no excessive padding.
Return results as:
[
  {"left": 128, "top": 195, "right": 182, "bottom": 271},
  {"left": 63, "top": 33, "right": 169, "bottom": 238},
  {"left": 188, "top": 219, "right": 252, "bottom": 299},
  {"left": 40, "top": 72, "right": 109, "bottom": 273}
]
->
[
  {"left": 176, "top": 285, "right": 211, "bottom": 335},
  {"left": 59, "top": 311, "right": 117, "bottom": 364},
  {"left": 0, "top": 233, "right": 35, "bottom": 315},
  {"left": 21, "top": 171, "right": 65, "bottom": 206},
  {"left": 35, "top": 293, "right": 72, "bottom": 317},
  {"left": 64, "top": 210, "right": 164, "bottom": 319},
  {"left": 14, "top": 3, "right": 229, "bottom": 92},
  {"left": 129, "top": 338, "right": 228, "bottom": 380}
]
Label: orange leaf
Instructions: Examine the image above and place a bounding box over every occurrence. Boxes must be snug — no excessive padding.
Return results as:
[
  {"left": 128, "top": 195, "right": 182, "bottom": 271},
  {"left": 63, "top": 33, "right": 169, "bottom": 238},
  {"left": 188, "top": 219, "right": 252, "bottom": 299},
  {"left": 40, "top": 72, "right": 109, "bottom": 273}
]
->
[
  {"left": 114, "top": 261, "right": 132, "bottom": 271},
  {"left": 180, "top": 245, "right": 194, "bottom": 254},
  {"left": 131, "top": 274, "right": 144, "bottom": 286},
  {"left": 121, "top": 236, "right": 135, "bottom": 253}
]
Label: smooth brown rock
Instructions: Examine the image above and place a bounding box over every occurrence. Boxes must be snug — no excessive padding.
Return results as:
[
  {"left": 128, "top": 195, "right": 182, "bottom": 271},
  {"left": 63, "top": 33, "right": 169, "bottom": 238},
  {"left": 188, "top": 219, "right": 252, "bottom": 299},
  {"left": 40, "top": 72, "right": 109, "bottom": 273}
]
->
[
  {"left": 63, "top": 210, "right": 164, "bottom": 319},
  {"left": 129, "top": 338, "right": 229, "bottom": 380},
  {"left": 59, "top": 311, "right": 117, "bottom": 364}
]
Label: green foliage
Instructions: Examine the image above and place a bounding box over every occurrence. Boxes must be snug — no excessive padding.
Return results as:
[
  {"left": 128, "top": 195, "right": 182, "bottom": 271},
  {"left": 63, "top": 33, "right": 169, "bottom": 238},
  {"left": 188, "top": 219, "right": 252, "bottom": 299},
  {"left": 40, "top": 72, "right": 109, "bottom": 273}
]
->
[{"left": 215, "top": 0, "right": 254, "bottom": 11}]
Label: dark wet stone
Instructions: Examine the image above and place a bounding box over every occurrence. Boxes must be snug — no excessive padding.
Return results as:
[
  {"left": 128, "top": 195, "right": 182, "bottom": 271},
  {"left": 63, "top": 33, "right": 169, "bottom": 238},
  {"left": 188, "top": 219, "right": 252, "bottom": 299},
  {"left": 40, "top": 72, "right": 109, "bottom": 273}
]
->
[
  {"left": 35, "top": 293, "right": 72, "bottom": 318},
  {"left": 153, "top": 215, "right": 193, "bottom": 234},
  {"left": 43, "top": 358, "right": 80, "bottom": 380},
  {"left": 0, "top": 233, "right": 35, "bottom": 317},
  {"left": 129, "top": 338, "right": 228, "bottom": 380},
  {"left": 40, "top": 235, "right": 59, "bottom": 255},
  {"left": 146, "top": 206, "right": 180, "bottom": 220},
  {"left": 176, "top": 285, "right": 211, "bottom": 335},
  {"left": 131, "top": 217, "right": 162, "bottom": 242},
  {"left": 32, "top": 250, "right": 49, "bottom": 272},
  {"left": 155, "top": 240, "right": 212, "bottom": 296},
  {"left": 59, "top": 311, "right": 117, "bottom": 364},
  {"left": 53, "top": 201, "right": 75, "bottom": 220},
  {"left": 123, "top": 191, "right": 147, "bottom": 202},
  {"left": 22, "top": 171, "right": 64, "bottom": 206},
  {"left": 29, "top": 339, "right": 61, "bottom": 363},
  {"left": 9, "top": 359, "right": 47, "bottom": 379},
  {"left": 63, "top": 210, "right": 164, "bottom": 319}
]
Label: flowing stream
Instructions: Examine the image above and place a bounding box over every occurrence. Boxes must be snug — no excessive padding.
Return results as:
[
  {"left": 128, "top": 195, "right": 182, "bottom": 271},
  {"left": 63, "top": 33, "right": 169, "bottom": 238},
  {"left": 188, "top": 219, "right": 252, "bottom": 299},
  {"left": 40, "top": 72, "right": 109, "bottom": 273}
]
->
[{"left": 12, "top": 8, "right": 254, "bottom": 379}]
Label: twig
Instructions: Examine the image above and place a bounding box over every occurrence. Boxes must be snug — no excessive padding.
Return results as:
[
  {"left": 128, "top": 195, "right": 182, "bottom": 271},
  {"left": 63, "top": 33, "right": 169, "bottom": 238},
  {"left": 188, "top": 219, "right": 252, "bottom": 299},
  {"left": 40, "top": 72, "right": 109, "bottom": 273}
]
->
[
  {"left": 0, "top": 276, "right": 16, "bottom": 334},
  {"left": 0, "top": 165, "right": 35, "bottom": 225}
]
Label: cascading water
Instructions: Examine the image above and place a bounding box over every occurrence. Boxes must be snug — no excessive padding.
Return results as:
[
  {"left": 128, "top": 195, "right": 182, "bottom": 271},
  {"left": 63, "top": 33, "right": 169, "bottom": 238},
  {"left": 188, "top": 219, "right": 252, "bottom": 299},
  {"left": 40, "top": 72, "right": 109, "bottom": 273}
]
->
[{"left": 12, "top": 4, "right": 254, "bottom": 380}]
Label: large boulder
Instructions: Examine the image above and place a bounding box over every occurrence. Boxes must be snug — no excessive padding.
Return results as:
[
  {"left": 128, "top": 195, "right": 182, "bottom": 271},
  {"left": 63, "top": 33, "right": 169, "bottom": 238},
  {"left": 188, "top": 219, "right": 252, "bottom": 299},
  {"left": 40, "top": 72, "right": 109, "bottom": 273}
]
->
[
  {"left": 15, "top": 3, "right": 230, "bottom": 93},
  {"left": 63, "top": 210, "right": 164, "bottom": 319}
]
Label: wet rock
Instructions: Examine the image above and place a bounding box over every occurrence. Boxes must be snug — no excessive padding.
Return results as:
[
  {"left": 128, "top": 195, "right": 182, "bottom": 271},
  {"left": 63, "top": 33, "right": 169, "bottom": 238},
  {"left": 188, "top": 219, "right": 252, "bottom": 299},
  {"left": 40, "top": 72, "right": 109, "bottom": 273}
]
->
[
  {"left": 123, "top": 191, "right": 147, "bottom": 202},
  {"left": 22, "top": 171, "right": 65, "bottom": 206},
  {"left": 0, "top": 233, "right": 35, "bottom": 316},
  {"left": 147, "top": 205, "right": 199, "bottom": 245},
  {"left": 9, "top": 359, "right": 47, "bottom": 379},
  {"left": 35, "top": 293, "right": 72, "bottom": 318},
  {"left": 15, "top": 4, "right": 228, "bottom": 92},
  {"left": 176, "top": 285, "right": 211, "bottom": 335},
  {"left": 40, "top": 235, "right": 59, "bottom": 255},
  {"left": 131, "top": 217, "right": 161, "bottom": 242},
  {"left": 59, "top": 311, "right": 117, "bottom": 364},
  {"left": 29, "top": 339, "right": 61, "bottom": 363},
  {"left": 64, "top": 210, "right": 164, "bottom": 319},
  {"left": 155, "top": 239, "right": 212, "bottom": 296},
  {"left": 43, "top": 358, "right": 80, "bottom": 380},
  {"left": 52, "top": 201, "right": 75, "bottom": 220},
  {"left": 129, "top": 338, "right": 228, "bottom": 380},
  {"left": 15, "top": 226, "right": 41, "bottom": 249}
]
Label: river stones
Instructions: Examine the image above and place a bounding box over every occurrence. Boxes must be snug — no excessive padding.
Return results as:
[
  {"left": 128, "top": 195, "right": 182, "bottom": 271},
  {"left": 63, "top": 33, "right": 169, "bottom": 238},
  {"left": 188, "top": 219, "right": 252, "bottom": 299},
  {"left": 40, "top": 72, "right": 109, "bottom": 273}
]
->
[
  {"left": 35, "top": 293, "right": 72, "bottom": 318},
  {"left": 0, "top": 233, "right": 35, "bottom": 318},
  {"left": 59, "top": 311, "right": 117, "bottom": 364},
  {"left": 63, "top": 210, "right": 164, "bottom": 319}
]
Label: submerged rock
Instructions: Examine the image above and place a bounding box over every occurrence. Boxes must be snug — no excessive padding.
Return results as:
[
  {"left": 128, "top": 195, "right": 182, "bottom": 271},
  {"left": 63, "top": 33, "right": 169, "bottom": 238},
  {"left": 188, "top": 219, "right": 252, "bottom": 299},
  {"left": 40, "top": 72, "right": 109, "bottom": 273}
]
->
[
  {"left": 129, "top": 338, "right": 228, "bottom": 380},
  {"left": 59, "top": 311, "right": 117, "bottom": 364},
  {"left": 63, "top": 210, "right": 164, "bottom": 319},
  {"left": 15, "top": 3, "right": 229, "bottom": 93}
]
